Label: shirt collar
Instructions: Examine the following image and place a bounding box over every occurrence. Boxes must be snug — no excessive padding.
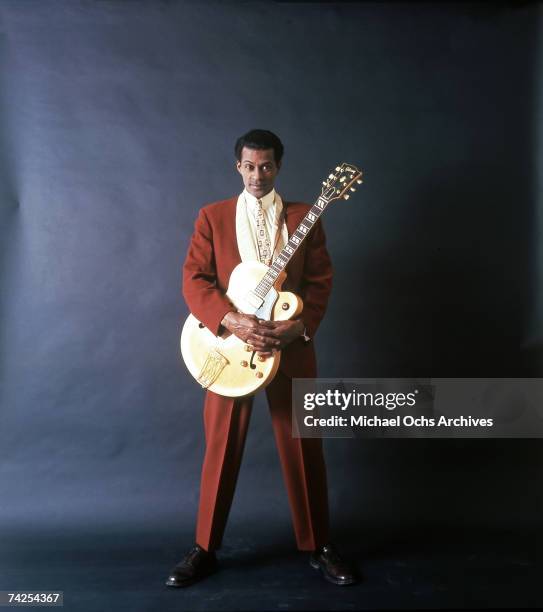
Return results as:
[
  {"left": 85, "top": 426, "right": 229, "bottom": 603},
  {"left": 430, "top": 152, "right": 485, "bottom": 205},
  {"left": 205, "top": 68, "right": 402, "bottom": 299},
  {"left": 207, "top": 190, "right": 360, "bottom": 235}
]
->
[{"left": 243, "top": 188, "right": 276, "bottom": 212}]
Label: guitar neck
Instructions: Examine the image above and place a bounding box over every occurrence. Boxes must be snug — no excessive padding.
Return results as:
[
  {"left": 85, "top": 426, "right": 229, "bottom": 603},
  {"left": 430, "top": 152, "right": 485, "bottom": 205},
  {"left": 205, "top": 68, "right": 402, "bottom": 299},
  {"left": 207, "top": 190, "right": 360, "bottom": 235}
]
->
[
  {"left": 253, "top": 196, "right": 331, "bottom": 300},
  {"left": 252, "top": 162, "right": 362, "bottom": 301}
]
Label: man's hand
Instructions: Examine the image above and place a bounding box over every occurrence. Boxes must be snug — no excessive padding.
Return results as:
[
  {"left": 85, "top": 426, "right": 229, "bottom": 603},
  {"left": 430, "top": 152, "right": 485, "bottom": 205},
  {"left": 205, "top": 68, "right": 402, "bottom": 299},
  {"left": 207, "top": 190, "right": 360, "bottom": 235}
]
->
[
  {"left": 252, "top": 319, "right": 305, "bottom": 357},
  {"left": 221, "top": 312, "right": 281, "bottom": 354},
  {"left": 220, "top": 313, "right": 305, "bottom": 358}
]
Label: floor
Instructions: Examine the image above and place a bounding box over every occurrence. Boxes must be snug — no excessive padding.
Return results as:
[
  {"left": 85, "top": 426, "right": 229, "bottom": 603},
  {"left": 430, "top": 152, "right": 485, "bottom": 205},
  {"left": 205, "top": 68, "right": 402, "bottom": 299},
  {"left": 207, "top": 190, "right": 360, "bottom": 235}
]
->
[{"left": 1, "top": 523, "right": 540, "bottom": 611}]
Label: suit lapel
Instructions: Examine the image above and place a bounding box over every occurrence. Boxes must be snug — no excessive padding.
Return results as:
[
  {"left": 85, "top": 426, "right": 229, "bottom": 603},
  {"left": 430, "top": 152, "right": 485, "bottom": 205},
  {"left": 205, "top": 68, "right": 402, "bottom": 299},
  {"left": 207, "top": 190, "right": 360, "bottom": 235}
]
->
[
  {"left": 284, "top": 201, "right": 299, "bottom": 236},
  {"left": 222, "top": 197, "right": 242, "bottom": 266}
]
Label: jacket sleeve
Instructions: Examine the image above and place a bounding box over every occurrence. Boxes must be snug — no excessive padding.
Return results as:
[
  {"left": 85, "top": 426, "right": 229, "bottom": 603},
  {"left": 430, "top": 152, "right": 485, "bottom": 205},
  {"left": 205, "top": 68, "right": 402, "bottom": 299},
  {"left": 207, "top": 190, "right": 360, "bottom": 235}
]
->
[
  {"left": 182, "top": 207, "right": 235, "bottom": 336},
  {"left": 298, "top": 218, "right": 333, "bottom": 338}
]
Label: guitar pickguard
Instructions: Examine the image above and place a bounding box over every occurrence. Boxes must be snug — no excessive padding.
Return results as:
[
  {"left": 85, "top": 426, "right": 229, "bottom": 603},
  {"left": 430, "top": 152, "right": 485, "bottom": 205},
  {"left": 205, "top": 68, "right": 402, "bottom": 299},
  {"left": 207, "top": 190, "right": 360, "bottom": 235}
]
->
[{"left": 253, "top": 288, "right": 278, "bottom": 320}]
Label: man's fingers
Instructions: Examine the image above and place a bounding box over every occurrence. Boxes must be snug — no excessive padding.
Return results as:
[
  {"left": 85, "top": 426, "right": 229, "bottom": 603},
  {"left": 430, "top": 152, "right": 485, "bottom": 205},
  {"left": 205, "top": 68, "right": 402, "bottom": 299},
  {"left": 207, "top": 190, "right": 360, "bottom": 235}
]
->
[
  {"left": 254, "top": 327, "right": 280, "bottom": 338},
  {"left": 250, "top": 333, "right": 280, "bottom": 346},
  {"left": 231, "top": 313, "right": 260, "bottom": 330},
  {"left": 247, "top": 335, "right": 279, "bottom": 350},
  {"left": 257, "top": 319, "right": 276, "bottom": 328},
  {"left": 257, "top": 320, "right": 287, "bottom": 334},
  {"left": 246, "top": 335, "right": 268, "bottom": 348},
  {"left": 232, "top": 321, "right": 261, "bottom": 334}
]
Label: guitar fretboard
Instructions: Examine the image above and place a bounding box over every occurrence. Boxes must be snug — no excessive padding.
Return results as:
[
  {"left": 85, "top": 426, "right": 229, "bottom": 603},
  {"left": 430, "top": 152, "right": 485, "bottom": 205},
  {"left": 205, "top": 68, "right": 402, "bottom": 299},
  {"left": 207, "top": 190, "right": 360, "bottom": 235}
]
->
[{"left": 253, "top": 196, "right": 330, "bottom": 300}]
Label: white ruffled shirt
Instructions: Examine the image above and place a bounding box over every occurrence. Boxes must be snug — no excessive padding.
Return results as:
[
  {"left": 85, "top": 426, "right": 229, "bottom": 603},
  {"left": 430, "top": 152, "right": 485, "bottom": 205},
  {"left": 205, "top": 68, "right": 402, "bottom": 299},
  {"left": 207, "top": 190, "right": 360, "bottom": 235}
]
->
[{"left": 235, "top": 188, "right": 289, "bottom": 264}]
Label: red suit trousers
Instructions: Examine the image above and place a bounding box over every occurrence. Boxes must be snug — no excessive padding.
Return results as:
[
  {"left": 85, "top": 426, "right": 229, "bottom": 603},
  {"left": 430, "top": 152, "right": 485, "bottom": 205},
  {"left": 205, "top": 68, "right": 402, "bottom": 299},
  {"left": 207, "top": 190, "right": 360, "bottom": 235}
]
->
[{"left": 195, "top": 370, "right": 329, "bottom": 552}]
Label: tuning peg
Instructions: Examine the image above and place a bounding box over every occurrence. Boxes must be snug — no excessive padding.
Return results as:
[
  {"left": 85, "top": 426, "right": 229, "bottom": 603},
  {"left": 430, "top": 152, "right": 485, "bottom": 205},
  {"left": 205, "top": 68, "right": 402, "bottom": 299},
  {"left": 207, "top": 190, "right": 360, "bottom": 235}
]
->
[
  {"left": 350, "top": 187, "right": 356, "bottom": 192},
  {"left": 322, "top": 181, "right": 327, "bottom": 186},
  {"left": 343, "top": 194, "right": 350, "bottom": 200},
  {"left": 328, "top": 174, "right": 335, "bottom": 180},
  {"left": 356, "top": 179, "right": 363, "bottom": 184}
]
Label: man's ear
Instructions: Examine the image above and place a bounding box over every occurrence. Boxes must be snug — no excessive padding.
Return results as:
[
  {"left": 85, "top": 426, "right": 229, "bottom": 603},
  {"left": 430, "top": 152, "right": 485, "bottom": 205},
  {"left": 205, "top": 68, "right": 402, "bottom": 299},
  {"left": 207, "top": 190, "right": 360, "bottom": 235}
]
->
[
  {"left": 276, "top": 160, "right": 281, "bottom": 172},
  {"left": 236, "top": 160, "right": 242, "bottom": 174}
]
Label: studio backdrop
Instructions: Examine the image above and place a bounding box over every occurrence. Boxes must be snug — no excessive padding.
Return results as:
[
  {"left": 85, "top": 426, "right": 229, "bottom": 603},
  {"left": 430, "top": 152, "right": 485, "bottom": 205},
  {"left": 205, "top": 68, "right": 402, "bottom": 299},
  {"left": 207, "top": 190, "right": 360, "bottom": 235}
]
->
[{"left": 0, "top": 0, "right": 542, "bottom": 542}]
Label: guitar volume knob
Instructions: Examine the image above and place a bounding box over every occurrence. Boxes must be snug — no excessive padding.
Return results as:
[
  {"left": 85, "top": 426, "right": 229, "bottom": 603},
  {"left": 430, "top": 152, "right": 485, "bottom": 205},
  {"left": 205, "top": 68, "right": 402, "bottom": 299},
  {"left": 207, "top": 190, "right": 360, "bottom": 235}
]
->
[{"left": 281, "top": 303, "right": 289, "bottom": 310}]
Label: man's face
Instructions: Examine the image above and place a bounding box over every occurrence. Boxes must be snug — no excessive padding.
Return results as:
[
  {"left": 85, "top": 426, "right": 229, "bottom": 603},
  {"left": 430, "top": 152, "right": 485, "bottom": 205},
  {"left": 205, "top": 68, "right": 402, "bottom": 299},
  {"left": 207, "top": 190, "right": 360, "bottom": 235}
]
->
[{"left": 236, "top": 147, "right": 280, "bottom": 199}]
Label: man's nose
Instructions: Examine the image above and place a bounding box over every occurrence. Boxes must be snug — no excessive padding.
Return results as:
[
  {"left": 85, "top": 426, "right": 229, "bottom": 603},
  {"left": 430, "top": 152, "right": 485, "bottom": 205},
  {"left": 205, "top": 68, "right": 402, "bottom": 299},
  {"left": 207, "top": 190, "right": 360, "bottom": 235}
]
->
[{"left": 253, "top": 167, "right": 263, "bottom": 180}]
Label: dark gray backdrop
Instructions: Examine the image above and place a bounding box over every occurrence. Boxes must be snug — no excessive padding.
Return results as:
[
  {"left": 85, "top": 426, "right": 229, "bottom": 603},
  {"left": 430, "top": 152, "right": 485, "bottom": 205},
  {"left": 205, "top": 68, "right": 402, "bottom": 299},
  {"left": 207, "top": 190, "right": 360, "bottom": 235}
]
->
[{"left": 0, "top": 0, "right": 541, "bottom": 552}]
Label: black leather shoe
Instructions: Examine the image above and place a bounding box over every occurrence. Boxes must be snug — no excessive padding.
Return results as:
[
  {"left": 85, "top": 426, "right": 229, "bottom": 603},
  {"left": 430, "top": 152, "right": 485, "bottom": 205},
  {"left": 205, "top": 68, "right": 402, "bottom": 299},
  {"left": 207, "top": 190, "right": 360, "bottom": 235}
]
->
[
  {"left": 309, "top": 543, "right": 358, "bottom": 586},
  {"left": 165, "top": 544, "right": 218, "bottom": 588}
]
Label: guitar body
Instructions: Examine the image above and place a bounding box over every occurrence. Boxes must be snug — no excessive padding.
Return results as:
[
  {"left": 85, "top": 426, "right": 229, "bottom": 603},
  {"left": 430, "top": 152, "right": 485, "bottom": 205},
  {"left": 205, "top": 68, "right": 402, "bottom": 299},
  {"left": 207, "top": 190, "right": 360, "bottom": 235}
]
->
[{"left": 180, "top": 261, "right": 303, "bottom": 398}]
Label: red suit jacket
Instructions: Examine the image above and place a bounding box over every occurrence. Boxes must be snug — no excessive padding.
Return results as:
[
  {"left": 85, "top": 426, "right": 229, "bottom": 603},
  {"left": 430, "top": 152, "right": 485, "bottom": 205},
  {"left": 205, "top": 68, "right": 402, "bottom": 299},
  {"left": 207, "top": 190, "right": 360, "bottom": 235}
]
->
[{"left": 182, "top": 196, "right": 333, "bottom": 378}]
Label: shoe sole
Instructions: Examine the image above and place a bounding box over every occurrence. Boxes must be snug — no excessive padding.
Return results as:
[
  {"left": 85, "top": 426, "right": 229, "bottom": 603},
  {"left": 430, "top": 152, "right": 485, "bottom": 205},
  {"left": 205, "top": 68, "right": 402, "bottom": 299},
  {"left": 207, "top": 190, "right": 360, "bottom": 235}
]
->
[{"left": 309, "top": 558, "right": 357, "bottom": 586}]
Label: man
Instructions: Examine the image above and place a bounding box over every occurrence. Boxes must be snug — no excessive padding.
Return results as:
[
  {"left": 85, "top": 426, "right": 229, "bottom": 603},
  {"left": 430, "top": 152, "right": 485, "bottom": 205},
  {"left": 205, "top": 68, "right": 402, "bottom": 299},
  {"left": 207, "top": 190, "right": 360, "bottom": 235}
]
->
[{"left": 166, "top": 129, "right": 357, "bottom": 587}]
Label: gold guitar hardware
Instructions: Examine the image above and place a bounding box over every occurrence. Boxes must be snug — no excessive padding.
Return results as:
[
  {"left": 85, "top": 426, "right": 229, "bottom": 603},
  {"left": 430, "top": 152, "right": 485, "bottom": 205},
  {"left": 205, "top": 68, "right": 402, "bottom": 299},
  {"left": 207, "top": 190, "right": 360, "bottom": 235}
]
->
[
  {"left": 257, "top": 355, "right": 266, "bottom": 362},
  {"left": 196, "top": 348, "right": 229, "bottom": 389},
  {"left": 244, "top": 345, "right": 252, "bottom": 352},
  {"left": 281, "top": 303, "right": 289, "bottom": 310},
  {"left": 240, "top": 360, "right": 248, "bottom": 367},
  {"left": 256, "top": 372, "right": 263, "bottom": 378}
]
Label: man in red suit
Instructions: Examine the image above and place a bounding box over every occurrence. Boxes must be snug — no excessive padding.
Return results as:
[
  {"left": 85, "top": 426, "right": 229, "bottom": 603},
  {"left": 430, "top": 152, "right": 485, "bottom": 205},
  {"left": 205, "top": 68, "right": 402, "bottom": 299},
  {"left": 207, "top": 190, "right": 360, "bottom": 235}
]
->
[{"left": 166, "top": 130, "right": 357, "bottom": 587}]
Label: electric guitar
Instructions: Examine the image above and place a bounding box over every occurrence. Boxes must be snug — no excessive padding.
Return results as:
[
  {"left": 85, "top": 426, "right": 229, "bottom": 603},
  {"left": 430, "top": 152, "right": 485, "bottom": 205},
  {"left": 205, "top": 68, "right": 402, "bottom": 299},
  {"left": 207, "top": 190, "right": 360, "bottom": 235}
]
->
[{"left": 180, "top": 162, "right": 363, "bottom": 397}]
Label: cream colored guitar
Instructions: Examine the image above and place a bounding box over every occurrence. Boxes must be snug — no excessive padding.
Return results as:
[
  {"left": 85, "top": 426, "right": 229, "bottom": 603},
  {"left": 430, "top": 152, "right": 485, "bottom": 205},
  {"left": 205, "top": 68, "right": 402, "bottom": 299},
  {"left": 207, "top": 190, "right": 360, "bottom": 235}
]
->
[{"left": 180, "top": 163, "right": 363, "bottom": 398}]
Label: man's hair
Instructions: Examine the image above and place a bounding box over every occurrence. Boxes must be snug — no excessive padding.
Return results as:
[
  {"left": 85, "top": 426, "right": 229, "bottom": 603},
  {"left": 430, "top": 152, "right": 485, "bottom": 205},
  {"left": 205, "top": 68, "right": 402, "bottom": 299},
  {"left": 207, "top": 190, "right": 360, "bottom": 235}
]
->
[{"left": 234, "top": 129, "right": 284, "bottom": 164}]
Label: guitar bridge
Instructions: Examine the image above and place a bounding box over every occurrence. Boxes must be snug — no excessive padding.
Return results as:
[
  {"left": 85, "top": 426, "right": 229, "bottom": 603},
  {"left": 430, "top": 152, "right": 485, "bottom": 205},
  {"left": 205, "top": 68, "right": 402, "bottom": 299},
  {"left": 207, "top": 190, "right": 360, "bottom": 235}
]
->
[{"left": 197, "top": 348, "right": 229, "bottom": 389}]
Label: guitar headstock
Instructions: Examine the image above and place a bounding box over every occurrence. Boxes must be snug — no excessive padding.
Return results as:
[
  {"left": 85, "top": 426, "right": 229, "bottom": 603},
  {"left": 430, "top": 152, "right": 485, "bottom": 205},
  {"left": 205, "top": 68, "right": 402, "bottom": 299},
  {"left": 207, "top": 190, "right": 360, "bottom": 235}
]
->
[{"left": 321, "top": 162, "right": 363, "bottom": 203}]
